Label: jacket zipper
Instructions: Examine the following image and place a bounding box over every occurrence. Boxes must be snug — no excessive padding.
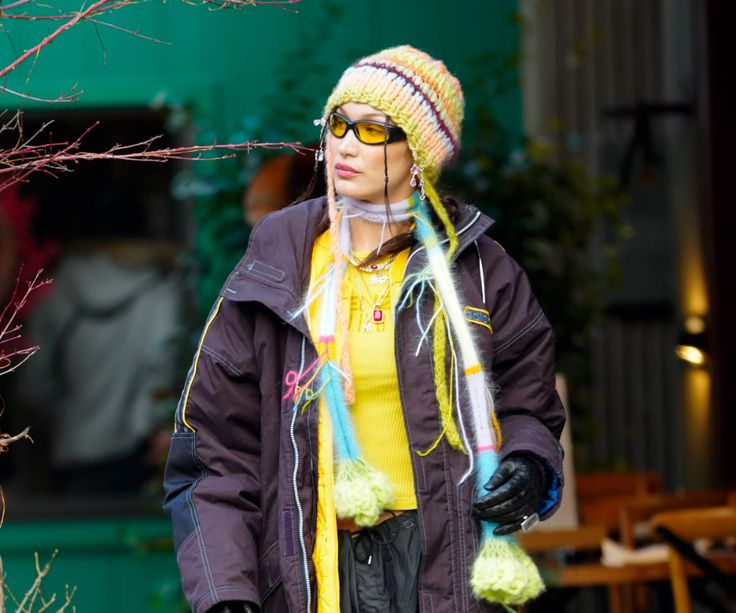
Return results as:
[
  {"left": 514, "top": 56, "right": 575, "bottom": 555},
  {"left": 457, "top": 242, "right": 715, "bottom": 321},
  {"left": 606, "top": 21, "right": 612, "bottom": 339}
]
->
[{"left": 290, "top": 335, "right": 312, "bottom": 612}]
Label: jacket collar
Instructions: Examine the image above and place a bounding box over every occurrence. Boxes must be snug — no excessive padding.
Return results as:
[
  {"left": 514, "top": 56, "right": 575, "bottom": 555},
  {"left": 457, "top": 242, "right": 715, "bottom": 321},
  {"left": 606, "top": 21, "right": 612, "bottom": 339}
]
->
[{"left": 222, "top": 196, "right": 494, "bottom": 337}]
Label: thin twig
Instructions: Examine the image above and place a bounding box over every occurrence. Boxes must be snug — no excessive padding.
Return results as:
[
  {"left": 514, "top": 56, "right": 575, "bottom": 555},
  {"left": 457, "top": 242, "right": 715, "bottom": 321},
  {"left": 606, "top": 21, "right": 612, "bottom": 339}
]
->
[
  {"left": 0, "top": 427, "right": 33, "bottom": 449},
  {"left": 0, "top": 0, "right": 302, "bottom": 102},
  {"left": 0, "top": 84, "right": 81, "bottom": 104},
  {"left": 0, "top": 0, "right": 129, "bottom": 80},
  {"left": 0, "top": 270, "right": 49, "bottom": 345},
  {"left": 0, "top": 135, "right": 313, "bottom": 187},
  {"left": 187, "top": 0, "right": 301, "bottom": 10},
  {"left": 16, "top": 551, "right": 55, "bottom": 611},
  {"left": 0, "top": 349, "right": 40, "bottom": 376},
  {"left": 0, "top": 270, "right": 50, "bottom": 379},
  {"left": 57, "top": 585, "right": 76, "bottom": 612},
  {"left": 0, "top": 0, "right": 36, "bottom": 11},
  {"left": 86, "top": 18, "right": 171, "bottom": 44},
  {"left": 0, "top": 554, "right": 5, "bottom": 613}
]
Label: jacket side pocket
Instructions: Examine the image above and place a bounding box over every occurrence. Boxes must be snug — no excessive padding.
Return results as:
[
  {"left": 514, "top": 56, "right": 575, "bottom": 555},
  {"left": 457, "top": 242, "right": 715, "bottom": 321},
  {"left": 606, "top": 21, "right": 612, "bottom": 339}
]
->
[{"left": 258, "top": 539, "right": 284, "bottom": 609}]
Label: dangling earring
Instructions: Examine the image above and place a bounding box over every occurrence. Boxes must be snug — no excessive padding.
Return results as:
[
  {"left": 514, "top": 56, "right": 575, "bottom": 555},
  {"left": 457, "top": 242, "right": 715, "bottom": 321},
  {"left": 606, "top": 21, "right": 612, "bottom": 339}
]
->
[
  {"left": 410, "top": 150, "right": 426, "bottom": 200},
  {"left": 410, "top": 163, "right": 426, "bottom": 200},
  {"left": 313, "top": 117, "right": 326, "bottom": 167}
]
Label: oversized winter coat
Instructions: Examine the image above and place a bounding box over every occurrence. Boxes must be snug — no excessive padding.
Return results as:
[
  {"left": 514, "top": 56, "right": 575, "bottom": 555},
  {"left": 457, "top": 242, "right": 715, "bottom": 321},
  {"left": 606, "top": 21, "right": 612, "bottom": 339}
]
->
[{"left": 163, "top": 196, "right": 566, "bottom": 613}]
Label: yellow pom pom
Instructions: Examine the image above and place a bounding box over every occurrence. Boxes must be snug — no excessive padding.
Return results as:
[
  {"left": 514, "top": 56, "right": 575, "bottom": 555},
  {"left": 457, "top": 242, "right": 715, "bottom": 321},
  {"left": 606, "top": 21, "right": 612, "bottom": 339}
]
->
[
  {"left": 471, "top": 539, "right": 544, "bottom": 605},
  {"left": 333, "top": 458, "right": 395, "bottom": 527}
]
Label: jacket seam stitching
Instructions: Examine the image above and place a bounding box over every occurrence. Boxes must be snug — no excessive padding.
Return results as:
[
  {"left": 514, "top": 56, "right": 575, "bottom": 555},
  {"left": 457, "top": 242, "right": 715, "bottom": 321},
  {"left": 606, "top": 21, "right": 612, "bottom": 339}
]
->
[
  {"left": 493, "top": 310, "right": 544, "bottom": 356},
  {"left": 187, "top": 432, "right": 219, "bottom": 603},
  {"left": 194, "top": 586, "right": 260, "bottom": 613},
  {"left": 248, "top": 258, "right": 286, "bottom": 281},
  {"left": 201, "top": 345, "right": 245, "bottom": 377},
  {"left": 202, "top": 585, "right": 260, "bottom": 592},
  {"left": 455, "top": 481, "right": 470, "bottom": 612},
  {"left": 441, "top": 442, "right": 462, "bottom": 612},
  {"left": 258, "top": 538, "right": 279, "bottom": 565}
]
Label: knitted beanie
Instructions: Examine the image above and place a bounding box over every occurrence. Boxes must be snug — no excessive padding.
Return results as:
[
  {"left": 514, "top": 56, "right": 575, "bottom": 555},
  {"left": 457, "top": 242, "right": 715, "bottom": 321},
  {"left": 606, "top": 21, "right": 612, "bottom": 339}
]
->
[{"left": 323, "top": 45, "right": 464, "bottom": 182}]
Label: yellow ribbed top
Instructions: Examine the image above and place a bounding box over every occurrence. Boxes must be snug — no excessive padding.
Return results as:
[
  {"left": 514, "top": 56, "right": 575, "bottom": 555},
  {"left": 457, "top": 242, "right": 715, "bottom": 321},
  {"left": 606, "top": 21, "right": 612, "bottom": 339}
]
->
[
  {"left": 345, "top": 249, "right": 417, "bottom": 510},
  {"left": 309, "top": 230, "right": 417, "bottom": 510}
]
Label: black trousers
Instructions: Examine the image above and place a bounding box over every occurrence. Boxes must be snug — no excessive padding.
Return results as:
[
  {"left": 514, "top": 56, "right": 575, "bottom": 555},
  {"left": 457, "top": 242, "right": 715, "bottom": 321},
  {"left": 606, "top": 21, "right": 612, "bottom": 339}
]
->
[{"left": 338, "top": 511, "right": 422, "bottom": 613}]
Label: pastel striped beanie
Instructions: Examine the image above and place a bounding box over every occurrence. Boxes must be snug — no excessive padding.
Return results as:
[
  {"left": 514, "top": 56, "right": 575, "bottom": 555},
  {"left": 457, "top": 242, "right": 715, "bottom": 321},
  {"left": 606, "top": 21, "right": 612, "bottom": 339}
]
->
[{"left": 323, "top": 45, "right": 464, "bottom": 182}]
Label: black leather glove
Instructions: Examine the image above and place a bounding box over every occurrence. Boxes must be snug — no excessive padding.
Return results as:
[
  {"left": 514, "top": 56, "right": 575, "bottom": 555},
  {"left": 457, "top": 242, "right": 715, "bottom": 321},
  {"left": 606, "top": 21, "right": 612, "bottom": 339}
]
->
[
  {"left": 207, "top": 602, "right": 259, "bottom": 613},
  {"left": 473, "top": 453, "right": 547, "bottom": 536}
]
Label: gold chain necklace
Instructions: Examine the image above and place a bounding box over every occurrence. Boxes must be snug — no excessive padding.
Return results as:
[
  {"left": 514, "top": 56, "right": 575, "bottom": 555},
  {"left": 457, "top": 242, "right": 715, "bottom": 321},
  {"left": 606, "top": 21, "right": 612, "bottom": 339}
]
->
[{"left": 349, "top": 254, "right": 396, "bottom": 332}]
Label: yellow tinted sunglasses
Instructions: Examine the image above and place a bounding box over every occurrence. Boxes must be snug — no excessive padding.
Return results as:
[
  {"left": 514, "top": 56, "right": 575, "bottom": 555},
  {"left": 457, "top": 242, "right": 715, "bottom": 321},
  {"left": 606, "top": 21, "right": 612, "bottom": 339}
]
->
[{"left": 328, "top": 112, "right": 407, "bottom": 145}]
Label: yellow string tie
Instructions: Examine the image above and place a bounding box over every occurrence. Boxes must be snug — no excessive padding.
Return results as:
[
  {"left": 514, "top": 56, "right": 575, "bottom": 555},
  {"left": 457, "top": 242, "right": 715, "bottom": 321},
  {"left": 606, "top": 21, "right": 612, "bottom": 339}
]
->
[{"left": 464, "top": 364, "right": 482, "bottom": 376}]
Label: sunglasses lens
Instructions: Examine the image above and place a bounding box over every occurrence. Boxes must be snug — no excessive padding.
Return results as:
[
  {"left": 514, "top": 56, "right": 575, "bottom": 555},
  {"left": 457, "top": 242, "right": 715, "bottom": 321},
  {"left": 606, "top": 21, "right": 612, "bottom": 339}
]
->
[
  {"left": 355, "top": 121, "right": 388, "bottom": 144},
  {"left": 329, "top": 114, "right": 348, "bottom": 138}
]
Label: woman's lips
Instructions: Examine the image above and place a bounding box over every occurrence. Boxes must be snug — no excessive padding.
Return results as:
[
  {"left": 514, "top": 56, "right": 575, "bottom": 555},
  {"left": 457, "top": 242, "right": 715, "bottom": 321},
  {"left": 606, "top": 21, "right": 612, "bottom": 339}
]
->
[{"left": 335, "top": 163, "right": 358, "bottom": 179}]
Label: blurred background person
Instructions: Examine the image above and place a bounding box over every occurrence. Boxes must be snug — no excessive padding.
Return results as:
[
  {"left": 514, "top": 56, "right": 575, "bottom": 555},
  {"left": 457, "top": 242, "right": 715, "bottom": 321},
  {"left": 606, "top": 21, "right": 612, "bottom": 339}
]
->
[{"left": 14, "top": 238, "right": 183, "bottom": 496}]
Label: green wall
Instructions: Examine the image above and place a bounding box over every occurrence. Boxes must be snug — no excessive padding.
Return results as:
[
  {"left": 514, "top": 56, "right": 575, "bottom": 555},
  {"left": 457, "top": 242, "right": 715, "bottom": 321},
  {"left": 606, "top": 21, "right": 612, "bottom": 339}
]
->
[
  {"left": 8, "top": 0, "right": 521, "bottom": 139},
  {"left": 1, "top": 517, "right": 182, "bottom": 611}
]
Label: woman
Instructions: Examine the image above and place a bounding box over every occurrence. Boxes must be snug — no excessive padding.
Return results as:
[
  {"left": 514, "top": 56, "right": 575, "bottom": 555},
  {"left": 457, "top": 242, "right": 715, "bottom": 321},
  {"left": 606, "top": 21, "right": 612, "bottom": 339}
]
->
[{"left": 164, "top": 46, "right": 565, "bottom": 613}]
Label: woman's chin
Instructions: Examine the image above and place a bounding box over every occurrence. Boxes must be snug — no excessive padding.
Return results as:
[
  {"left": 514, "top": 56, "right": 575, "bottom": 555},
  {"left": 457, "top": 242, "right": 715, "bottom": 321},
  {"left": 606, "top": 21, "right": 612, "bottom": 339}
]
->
[
  {"left": 333, "top": 177, "right": 413, "bottom": 204},
  {"left": 334, "top": 181, "right": 377, "bottom": 203}
]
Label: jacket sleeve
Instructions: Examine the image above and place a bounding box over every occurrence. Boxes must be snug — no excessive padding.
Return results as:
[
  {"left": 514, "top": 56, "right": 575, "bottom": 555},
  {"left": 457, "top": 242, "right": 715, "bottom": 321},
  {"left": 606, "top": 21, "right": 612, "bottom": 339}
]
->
[
  {"left": 482, "top": 241, "right": 566, "bottom": 519},
  {"left": 163, "top": 297, "right": 263, "bottom": 612}
]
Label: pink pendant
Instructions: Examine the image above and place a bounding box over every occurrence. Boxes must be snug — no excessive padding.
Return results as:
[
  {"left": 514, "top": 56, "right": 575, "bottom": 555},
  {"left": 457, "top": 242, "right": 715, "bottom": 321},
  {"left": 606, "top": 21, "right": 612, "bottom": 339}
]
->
[{"left": 372, "top": 308, "right": 384, "bottom": 323}]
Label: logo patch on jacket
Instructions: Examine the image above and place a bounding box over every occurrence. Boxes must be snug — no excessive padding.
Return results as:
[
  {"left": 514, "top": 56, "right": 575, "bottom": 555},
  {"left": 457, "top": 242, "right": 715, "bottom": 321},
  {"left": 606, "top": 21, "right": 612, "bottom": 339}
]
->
[{"left": 464, "top": 306, "right": 493, "bottom": 333}]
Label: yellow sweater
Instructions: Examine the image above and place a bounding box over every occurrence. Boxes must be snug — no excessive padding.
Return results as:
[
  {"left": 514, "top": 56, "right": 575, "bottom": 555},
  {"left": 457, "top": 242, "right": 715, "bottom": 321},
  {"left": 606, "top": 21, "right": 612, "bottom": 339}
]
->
[
  {"left": 309, "top": 231, "right": 416, "bottom": 612},
  {"left": 345, "top": 252, "right": 417, "bottom": 510}
]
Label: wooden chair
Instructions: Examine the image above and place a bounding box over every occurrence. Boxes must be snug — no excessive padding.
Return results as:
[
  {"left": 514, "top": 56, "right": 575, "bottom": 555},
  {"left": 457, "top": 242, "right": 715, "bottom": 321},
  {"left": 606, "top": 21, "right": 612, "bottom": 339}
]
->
[
  {"left": 617, "top": 489, "right": 731, "bottom": 547},
  {"left": 576, "top": 471, "right": 663, "bottom": 531},
  {"left": 541, "top": 485, "right": 731, "bottom": 613},
  {"left": 576, "top": 470, "right": 662, "bottom": 502},
  {"left": 519, "top": 522, "right": 672, "bottom": 613},
  {"left": 518, "top": 470, "right": 664, "bottom": 613},
  {"left": 518, "top": 524, "right": 609, "bottom": 554},
  {"left": 651, "top": 506, "right": 736, "bottom": 613}
]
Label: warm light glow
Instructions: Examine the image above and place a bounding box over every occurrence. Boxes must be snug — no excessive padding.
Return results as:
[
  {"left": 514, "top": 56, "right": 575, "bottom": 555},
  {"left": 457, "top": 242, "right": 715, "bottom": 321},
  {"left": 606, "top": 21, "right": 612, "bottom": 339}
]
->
[
  {"left": 676, "top": 345, "right": 707, "bottom": 365},
  {"left": 684, "top": 315, "right": 706, "bottom": 334},
  {"left": 683, "top": 368, "right": 712, "bottom": 486},
  {"left": 677, "top": 202, "right": 708, "bottom": 316}
]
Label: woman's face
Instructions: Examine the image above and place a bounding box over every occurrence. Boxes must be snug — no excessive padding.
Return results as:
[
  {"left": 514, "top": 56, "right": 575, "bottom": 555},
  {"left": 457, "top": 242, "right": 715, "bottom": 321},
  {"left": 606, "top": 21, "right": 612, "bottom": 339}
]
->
[{"left": 326, "top": 101, "right": 415, "bottom": 204}]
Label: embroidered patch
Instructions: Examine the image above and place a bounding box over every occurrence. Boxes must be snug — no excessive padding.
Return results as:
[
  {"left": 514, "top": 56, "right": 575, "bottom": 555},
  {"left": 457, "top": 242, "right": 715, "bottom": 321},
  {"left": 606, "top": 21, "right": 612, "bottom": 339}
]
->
[{"left": 464, "top": 306, "right": 493, "bottom": 333}]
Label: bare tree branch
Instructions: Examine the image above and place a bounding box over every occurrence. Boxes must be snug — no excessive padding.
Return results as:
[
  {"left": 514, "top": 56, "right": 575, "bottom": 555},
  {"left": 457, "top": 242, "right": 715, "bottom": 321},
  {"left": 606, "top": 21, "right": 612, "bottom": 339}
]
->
[
  {"left": 0, "top": 270, "right": 50, "bottom": 378},
  {"left": 0, "top": 550, "right": 76, "bottom": 611},
  {"left": 0, "top": 113, "right": 315, "bottom": 193},
  {"left": 194, "top": 0, "right": 302, "bottom": 11},
  {"left": 0, "top": 0, "right": 132, "bottom": 81},
  {"left": 0, "top": 427, "right": 33, "bottom": 450},
  {"left": 0, "top": 0, "right": 303, "bottom": 102},
  {"left": 0, "top": 84, "right": 81, "bottom": 104},
  {"left": 0, "top": 0, "right": 35, "bottom": 13}
]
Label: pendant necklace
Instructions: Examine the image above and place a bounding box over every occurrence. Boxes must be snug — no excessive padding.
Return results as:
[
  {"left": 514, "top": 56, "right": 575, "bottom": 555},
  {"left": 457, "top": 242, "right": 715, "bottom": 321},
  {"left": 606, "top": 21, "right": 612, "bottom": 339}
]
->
[{"left": 351, "top": 256, "right": 395, "bottom": 332}]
